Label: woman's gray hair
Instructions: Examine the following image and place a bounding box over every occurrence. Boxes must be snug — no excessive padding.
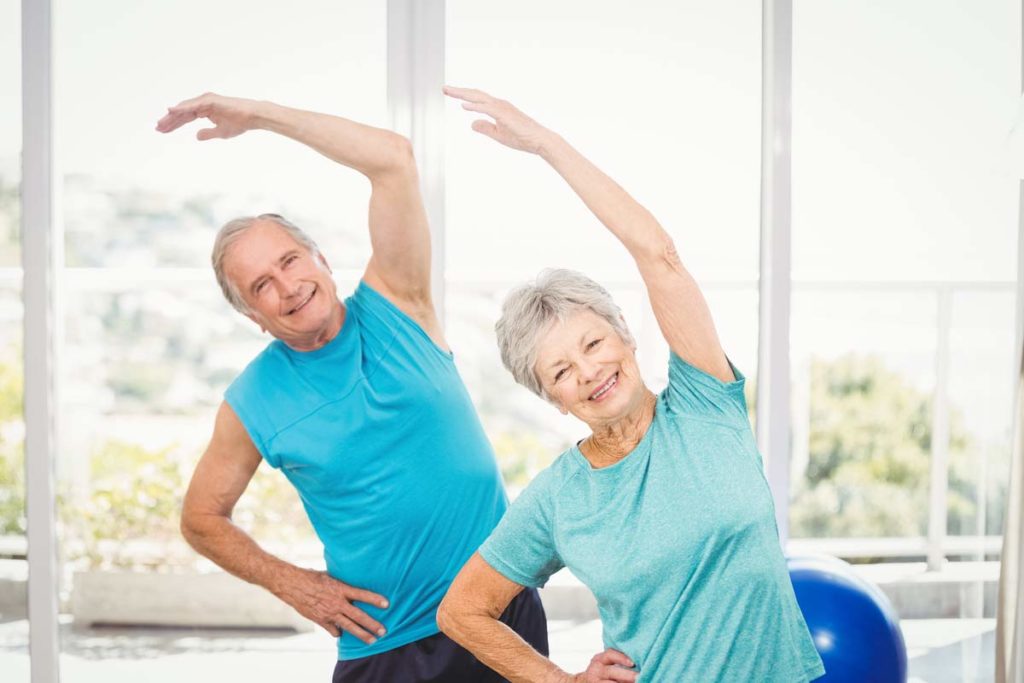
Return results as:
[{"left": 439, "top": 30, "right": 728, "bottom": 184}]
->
[
  {"left": 496, "top": 268, "right": 634, "bottom": 399},
  {"left": 211, "top": 213, "right": 320, "bottom": 313}
]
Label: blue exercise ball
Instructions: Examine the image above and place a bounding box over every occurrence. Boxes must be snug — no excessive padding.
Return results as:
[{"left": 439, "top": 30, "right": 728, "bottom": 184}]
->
[{"left": 787, "top": 555, "right": 908, "bottom": 683}]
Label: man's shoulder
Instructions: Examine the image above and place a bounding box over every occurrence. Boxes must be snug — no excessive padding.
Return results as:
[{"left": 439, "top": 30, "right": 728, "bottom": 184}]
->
[{"left": 227, "top": 340, "right": 290, "bottom": 394}]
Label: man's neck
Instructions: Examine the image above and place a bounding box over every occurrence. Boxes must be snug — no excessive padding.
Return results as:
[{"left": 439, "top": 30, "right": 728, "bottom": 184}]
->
[{"left": 283, "top": 300, "right": 346, "bottom": 352}]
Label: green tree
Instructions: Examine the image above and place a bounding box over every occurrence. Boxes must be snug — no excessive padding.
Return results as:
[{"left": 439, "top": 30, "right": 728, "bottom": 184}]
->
[
  {"left": 790, "top": 354, "right": 973, "bottom": 538},
  {"left": 0, "top": 351, "right": 25, "bottom": 535}
]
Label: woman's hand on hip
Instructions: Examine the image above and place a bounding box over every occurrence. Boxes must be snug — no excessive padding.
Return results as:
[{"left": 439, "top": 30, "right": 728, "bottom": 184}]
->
[
  {"left": 444, "top": 86, "right": 555, "bottom": 155},
  {"left": 569, "top": 648, "right": 638, "bottom": 682}
]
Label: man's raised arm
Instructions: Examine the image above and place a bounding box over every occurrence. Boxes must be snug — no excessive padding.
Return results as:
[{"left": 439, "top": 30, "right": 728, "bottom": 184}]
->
[{"left": 156, "top": 94, "right": 437, "bottom": 335}]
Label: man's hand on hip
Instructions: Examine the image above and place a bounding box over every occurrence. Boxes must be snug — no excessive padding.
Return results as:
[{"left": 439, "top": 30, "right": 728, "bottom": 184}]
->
[{"left": 276, "top": 567, "right": 390, "bottom": 643}]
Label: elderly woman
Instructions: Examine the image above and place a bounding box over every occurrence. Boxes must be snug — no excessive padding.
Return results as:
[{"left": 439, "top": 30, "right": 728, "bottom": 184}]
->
[{"left": 436, "top": 87, "right": 825, "bottom": 683}]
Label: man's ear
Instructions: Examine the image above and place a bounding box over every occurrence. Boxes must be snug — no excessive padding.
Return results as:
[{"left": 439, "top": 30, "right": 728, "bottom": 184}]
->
[
  {"left": 317, "top": 251, "right": 332, "bottom": 273},
  {"left": 246, "top": 312, "right": 266, "bottom": 333}
]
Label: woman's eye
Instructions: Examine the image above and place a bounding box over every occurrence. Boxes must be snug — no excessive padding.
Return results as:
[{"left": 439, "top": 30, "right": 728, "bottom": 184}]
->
[
  {"left": 587, "top": 338, "right": 602, "bottom": 350},
  {"left": 554, "top": 368, "right": 567, "bottom": 382}
]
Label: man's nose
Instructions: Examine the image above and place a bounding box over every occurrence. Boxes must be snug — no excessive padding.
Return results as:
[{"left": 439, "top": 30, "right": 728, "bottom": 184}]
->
[{"left": 275, "top": 273, "right": 302, "bottom": 298}]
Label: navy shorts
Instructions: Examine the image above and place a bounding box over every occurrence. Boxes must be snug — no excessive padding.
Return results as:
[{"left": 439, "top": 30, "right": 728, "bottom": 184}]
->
[{"left": 332, "top": 587, "right": 548, "bottom": 682}]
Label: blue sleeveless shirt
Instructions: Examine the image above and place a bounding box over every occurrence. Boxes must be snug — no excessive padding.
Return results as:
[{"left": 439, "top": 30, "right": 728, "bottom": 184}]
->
[{"left": 225, "top": 282, "right": 508, "bottom": 660}]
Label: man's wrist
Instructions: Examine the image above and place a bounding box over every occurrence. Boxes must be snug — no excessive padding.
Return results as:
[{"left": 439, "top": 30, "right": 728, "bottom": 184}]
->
[
  {"left": 250, "top": 100, "right": 283, "bottom": 133},
  {"left": 263, "top": 559, "right": 305, "bottom": 598},
  {"left": 537, "top": 131, "right": 569, "bottom": 162}
]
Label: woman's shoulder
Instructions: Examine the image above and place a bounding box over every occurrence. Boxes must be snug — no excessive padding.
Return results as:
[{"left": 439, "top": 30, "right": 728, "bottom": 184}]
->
[{"left": 518, "top": 445, "right": 587, "bottom": 502}]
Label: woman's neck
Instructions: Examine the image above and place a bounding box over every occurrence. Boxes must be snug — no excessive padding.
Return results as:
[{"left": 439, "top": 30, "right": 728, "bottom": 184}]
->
[{"left": 580, "top": 390, "right": 658, "bottom": 468}]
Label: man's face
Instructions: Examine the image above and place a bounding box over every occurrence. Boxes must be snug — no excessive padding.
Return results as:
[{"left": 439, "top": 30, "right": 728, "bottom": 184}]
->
[{"left": 223, "top": 220, "right": 340, "bottom": 349}]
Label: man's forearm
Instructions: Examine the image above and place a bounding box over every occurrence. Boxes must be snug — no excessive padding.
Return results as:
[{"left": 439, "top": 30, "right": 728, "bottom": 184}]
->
[
  {"left": 182, "top": 512, "right": 304, "bottom": 599},
  {"left": 253, "top": 101, "right": 412, "bottom": 180}
]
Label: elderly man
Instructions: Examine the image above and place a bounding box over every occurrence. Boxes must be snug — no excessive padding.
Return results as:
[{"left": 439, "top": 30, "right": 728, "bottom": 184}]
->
[{"left": 156, "top": 93, "right": 547, "bottom": 682}]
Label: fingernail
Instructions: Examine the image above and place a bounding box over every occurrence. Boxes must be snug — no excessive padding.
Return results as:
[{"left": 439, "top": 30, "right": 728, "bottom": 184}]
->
[
  {"left": 377, "top": 628, "right": 386, "bottom": 636},
  {"left": 369, "top": 637, "right": 377, "bottom": 644},
  {"left": 381, "top": 600, "right": 389, "bottom": 608}
]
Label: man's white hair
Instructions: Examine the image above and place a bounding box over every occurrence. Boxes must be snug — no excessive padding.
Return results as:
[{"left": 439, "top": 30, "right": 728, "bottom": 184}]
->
[{"left": 211, "top": 213, "right": 320, "bottom": 314}]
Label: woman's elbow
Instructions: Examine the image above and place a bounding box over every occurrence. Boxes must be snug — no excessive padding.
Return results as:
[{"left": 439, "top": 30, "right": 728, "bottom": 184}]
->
[{"left": 436, "top": 591, "right": 463, "bottom": 638}]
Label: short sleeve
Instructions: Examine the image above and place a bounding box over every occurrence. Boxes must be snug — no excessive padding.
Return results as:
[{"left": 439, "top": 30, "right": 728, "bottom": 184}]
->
[
  {"left": 224, "top": 367, "right": 279, "bottom": 468},
  {"left": 478, "top": 471, "right": 564, "bottom": 588},
  {"left": 665, "top": 352, "right": 750, "bottom": 428}
]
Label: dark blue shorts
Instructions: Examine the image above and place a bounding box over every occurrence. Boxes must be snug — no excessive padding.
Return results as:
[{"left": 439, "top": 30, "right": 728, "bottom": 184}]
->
[{"left": 332, "top": 587, "right": 548, "bottom": 682}]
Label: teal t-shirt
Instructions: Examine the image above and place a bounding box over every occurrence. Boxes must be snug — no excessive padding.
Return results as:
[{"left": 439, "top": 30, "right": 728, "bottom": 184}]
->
[
  {"left": 479, "top": 353, "right": 824, "bottom": 682},
  {"left": 225, "top": 282, "right": 508, "bottom": 660}
]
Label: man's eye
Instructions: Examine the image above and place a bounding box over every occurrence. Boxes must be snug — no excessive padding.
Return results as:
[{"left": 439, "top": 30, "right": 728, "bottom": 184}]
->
[{"left": 255, "top": 281, "right": 267, "bottom": 293}]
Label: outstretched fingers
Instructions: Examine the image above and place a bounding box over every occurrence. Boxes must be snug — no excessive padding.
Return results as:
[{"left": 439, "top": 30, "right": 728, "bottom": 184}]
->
[
  {"left": 443, "top": 85, "right": 494, "bottom": 104},
  {"left": 154, "top": 93, "right": 215, "bottom": 134}
]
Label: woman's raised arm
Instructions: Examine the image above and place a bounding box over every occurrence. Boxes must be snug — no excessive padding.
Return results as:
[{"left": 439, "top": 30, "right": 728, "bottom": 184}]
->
[{"left": 445, "top": 86, "right": 733, "bottom": 382}]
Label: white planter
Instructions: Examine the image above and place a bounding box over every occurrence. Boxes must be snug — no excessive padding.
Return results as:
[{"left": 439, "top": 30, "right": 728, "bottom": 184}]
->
[{"left": 71, "top": 570, "right": 314, "bottom": 632}]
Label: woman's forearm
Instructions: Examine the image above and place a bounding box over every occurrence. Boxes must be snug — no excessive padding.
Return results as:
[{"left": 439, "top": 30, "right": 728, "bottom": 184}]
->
[
  {"left": 538, "top": 132, "right": 672, "bottom": 263},
  {"left": 439, "top": 610, "right": 570, "bottom": 683}
]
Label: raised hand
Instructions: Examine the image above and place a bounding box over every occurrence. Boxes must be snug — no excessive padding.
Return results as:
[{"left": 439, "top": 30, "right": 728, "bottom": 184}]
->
[
  {"left": 155, "top": 92, "right": 265, "bottom": 141},
  {"left": 568, "top": 648, "right": 639, "bottom": 682},
  {"left": 276, "top": 567, "right": 390, "bottom": 643},
  {"left": 444, "top": 86, "right": 553, "bottom": 155}
]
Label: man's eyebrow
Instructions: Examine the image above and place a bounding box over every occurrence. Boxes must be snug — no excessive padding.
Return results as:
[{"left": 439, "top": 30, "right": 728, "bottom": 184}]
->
[{"left": 249, "top": 250, "right": 301, "bottom": 294}]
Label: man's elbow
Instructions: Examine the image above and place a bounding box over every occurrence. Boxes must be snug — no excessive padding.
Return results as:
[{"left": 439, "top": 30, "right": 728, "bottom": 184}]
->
[
  {"left": 375, "top": 133, "right": 417, "bottom": 178},
  {"left": 179, "top": 505, "right": 217, "bottom": 552}
]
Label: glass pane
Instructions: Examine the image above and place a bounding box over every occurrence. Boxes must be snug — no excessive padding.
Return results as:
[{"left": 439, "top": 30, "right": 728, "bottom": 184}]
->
[
  {"left": 789, "top": 289, "right": 937, "bottom": 539},
  {"left": 446, "top": 0, "right": 762, "bottom": 497},
  {"left": 54, "top": 0, "right": 384, "bottom": 678},
  {"left": 0, "top": 284, "right": 26, "bottom": 679},
  {"left": 58, "top": 0, "right": 386, "bottom": 270},
  {"left": 946, "top": 289, "right": 1017, "bottom": 542},
  {"left": 60, "top": 283, "right": 320, "bottom": 562},
  {"left": 0, "top": 0, "right": 27, "bottom": 678},
  {"left": 0, "top": 0, "right": 18, "bottom": 267},
  {"left": 792, "top": 1, "right": 1018, "bottom": 282},
  {"left": 792, "top": 2, "right": 1019, "bottom": 680}
]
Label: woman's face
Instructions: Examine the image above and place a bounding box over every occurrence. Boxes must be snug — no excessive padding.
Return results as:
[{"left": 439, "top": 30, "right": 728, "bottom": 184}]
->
[{"left": 534, "top": 309, "right": 647, "bottom": 427}]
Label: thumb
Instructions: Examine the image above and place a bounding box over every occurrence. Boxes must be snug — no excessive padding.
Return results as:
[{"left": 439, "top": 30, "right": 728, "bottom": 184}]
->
[
  {"left": 196, "top": 127, "right": 221, "bottom": 141},
  {"left": 471, "top": 119, "right": 500, "bottom": 140}
]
